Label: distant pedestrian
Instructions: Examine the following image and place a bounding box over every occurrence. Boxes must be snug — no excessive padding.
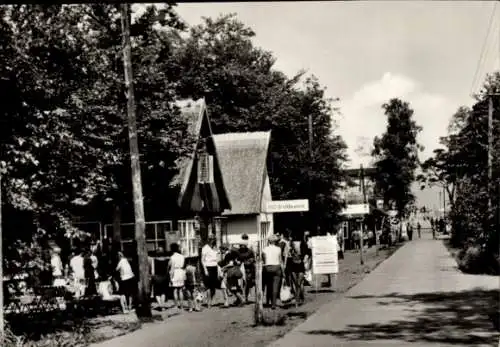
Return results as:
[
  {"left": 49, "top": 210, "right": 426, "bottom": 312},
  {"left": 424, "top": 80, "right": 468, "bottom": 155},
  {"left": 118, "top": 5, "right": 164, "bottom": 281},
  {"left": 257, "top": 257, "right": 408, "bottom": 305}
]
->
[
  {"left": 407, "top": 223, "right": 413, "bottom": 241},
  {"left": 417, "top": 222, "right": 421, "bottom": 238},
  {"left": 169, "top": 243, "right": 186, "bottom": 310}
]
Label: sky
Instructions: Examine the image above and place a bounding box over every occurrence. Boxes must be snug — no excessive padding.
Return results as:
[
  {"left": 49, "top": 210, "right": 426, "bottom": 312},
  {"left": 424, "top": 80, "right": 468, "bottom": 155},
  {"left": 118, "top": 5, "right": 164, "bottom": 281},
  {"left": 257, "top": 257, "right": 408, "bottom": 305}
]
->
[{"left": 136, "top": 2, "right": 499, "bottom": 209}]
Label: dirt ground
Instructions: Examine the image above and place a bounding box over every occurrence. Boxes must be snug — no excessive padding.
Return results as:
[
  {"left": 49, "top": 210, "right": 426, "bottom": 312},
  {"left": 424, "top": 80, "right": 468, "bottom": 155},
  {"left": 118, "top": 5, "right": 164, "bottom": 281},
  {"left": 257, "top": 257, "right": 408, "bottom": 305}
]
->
[{"left": 89, "top": 244, "right": 401, "bottom": 347}]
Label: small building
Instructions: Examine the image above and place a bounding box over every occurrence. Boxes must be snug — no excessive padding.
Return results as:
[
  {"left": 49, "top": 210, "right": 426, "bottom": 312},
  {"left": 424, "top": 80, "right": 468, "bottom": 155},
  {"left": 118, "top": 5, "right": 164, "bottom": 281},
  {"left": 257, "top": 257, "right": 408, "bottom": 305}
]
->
[
  {"left": 213, "top": 131, "right": 274, "bottom": 247},
  {"left": 168, "top": 98, "right": 231, "bottom": 256},
  {"left": 339, "top": 166, "right": 386, "bottom": 249}
]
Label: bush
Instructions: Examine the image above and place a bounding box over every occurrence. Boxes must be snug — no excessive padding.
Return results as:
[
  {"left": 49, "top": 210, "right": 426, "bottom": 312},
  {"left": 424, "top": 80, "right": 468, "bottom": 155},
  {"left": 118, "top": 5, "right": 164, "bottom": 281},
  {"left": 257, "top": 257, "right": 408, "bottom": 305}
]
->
[
  {"left": 261, "top": 309, "right": 287, "bottom": 326},
  {"left": 457, "top": 244, "right": 500, "bottom": 275}
]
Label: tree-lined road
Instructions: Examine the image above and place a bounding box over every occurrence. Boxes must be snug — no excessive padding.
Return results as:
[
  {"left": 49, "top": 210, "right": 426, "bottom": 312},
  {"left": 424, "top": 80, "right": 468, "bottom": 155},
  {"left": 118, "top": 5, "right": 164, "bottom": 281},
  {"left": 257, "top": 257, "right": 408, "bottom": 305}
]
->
[{"left": 270, "top": 234, "right": 499, "bottom": 347}]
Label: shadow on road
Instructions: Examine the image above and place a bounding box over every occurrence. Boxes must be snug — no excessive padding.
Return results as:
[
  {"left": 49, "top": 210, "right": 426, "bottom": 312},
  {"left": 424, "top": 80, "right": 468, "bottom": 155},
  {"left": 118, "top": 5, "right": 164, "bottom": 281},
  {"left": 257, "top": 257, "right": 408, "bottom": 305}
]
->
[{"left": 305, "top": 288, "right": 499, "bottom": 345}]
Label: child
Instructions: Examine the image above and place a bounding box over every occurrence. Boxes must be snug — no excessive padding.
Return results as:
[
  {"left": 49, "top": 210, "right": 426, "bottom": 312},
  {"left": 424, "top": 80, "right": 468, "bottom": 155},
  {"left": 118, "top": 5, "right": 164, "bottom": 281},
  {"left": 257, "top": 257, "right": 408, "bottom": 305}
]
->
[
  {"left": 98, "top": 278, "right": 127, "bottom": 313},
  {"left": 185, "top": 263, "right": 201, "bottom": 312}
]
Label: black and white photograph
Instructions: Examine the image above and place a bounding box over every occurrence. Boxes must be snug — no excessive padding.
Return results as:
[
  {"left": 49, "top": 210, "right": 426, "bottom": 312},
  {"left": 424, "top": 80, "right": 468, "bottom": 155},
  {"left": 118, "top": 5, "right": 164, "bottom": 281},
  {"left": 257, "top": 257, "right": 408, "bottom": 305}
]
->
[{"left": 0, "top": 2, "right": 499, "bottom": 347}]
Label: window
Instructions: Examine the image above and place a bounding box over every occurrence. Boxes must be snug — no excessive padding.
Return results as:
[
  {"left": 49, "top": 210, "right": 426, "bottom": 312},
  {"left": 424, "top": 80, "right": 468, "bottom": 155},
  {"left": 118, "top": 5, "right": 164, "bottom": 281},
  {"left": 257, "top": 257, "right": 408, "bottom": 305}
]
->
[
  {"left": 197, "top": 153, "right": 214, "bottom": 183},
  {"left": 178, "top": 220, "right": 200, "bottom": 257},
  {"left": 103, "top": 221, "right": 173, "bottom": 256}
]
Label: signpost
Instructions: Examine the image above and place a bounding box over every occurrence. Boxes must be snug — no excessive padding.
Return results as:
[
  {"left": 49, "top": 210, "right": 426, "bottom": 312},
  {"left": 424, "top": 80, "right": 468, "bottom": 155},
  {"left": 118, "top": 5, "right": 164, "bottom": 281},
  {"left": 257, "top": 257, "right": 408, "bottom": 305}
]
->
[
  {"left": 310, "top": 235, "right": 338, "bottom": 290},
  {"left": 264, "top": 199, "right": 309, "bottom": 213},
  {"left": 339, "top": 203, "right": 369, "bottom": 216}
]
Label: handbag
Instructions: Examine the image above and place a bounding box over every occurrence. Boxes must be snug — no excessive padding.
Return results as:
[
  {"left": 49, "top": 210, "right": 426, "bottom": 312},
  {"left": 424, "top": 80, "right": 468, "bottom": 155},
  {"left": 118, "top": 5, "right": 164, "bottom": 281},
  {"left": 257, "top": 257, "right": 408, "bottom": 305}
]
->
[
  {"left": 304, "top": 270, "right": 312, "bottom": 283},
  {"left": 280, "top": 278, "right": 293, "bottom": 302}
]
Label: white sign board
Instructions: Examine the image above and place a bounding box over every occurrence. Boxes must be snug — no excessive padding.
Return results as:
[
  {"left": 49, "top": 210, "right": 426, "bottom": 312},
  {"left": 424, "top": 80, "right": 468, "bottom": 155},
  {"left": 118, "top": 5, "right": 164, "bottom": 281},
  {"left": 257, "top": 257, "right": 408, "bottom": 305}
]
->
[
  {"left": 310, "top": 235, "right": 339, "bottom": 275},
  {"left": 265, "top": 199, "right": 309, "bottom": 213},
  {"left": 340, "top": 203, "right": 370, "bottom": 216}
]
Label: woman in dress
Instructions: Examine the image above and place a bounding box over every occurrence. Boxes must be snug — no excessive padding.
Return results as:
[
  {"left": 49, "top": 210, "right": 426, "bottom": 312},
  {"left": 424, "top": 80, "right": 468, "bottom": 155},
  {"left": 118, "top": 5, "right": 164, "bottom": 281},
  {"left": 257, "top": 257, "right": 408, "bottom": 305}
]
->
[{"left": 168, "top": 243, "right": 186, "bottom": 310}]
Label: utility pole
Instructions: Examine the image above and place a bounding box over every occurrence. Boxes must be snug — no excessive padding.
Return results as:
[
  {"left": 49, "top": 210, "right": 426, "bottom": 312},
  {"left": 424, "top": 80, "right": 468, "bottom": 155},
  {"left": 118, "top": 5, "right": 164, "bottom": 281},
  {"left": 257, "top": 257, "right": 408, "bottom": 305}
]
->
[
  {"left": 488, "top": 95, "right": 493, "bottom": 213},
  {"left": 443, "top": 185, "right": 446, "bottom": 220},
  {"left": 120, "top": 3, "right": 151, "bottom": 318},
  {"left": 0, "top": 169, "right": 4, "bottom": 340},
  {"left": 359, "top": 164, "right": 366, "bottom": 265},
  {"left": 308, "top": 113, "right": 316, "bottom": 233}
]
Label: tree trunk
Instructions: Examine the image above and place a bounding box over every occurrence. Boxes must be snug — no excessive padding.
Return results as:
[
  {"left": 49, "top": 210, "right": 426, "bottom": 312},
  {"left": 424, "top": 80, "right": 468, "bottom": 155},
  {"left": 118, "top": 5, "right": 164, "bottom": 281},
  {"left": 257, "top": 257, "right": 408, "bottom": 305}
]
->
[{"left": 120, "top": 3, "right": 151, "bottom": 318}]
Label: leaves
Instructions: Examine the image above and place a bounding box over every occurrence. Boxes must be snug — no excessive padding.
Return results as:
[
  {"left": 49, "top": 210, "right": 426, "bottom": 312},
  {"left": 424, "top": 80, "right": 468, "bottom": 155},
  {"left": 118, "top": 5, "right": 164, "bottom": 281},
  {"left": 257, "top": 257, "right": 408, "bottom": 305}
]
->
[{"left": 371, "top": 98, "right": 422, "bottom": 217}]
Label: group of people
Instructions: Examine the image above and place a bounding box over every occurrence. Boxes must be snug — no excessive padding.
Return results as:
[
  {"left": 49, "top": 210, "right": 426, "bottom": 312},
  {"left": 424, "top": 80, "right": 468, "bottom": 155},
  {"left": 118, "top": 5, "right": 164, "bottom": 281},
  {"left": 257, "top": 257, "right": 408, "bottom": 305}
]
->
[
  {"left": 150, "top": 230, "right": 324, "bottom": 312},
  {"left": 46, "top": 229, "right": 337, "bottom": 315},
  {"left": 49, "top": 240, "right": 138, "bottom": 313}
]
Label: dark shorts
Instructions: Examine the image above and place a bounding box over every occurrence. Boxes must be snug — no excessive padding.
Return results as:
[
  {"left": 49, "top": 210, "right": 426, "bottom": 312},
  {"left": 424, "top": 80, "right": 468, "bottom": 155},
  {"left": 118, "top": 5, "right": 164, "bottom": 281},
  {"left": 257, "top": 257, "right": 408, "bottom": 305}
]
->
[
  {"left": 244, "top": 266, "right": 255, "bottom": 288},
  {"left": 287, "top": 260, "right": 305, "bottom": 274},
  {"left": 153, "top": 275, "right": 168, "bottom": 296},
  {"left": 119, "top": 278, "right": 136, "bottom": 297},
  {"left": 203, "top": 266, "right": 219, "bottom": 290}
]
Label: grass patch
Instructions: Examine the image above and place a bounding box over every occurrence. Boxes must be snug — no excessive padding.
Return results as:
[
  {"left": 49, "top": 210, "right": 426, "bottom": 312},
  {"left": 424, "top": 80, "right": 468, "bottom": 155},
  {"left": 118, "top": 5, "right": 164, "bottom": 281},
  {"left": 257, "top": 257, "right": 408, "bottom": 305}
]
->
[{"left": 3, "top": 317, "right": 141, "bottom": 347}]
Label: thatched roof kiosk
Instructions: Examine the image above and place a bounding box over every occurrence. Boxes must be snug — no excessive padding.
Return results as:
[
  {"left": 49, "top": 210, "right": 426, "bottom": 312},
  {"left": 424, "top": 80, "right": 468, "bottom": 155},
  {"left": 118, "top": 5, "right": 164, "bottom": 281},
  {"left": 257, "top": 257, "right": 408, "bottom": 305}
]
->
[{"left": 213, "top": 131, "right": 274, "bottom": 245}]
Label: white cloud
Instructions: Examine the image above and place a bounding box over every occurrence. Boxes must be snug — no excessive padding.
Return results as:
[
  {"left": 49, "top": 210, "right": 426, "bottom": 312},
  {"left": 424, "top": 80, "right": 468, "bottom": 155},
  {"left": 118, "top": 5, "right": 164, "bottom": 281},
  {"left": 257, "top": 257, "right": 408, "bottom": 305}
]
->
[{"left": 337, "top": 72, "right": 457, "bottom": 169}]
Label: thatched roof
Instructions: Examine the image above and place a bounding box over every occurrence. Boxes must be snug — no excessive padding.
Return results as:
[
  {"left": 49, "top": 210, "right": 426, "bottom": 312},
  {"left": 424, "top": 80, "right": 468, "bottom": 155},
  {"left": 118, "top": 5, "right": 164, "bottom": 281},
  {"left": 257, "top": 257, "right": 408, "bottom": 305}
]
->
[
  {"left": 213, "top": 131, "right": 271, "bottom": 215},
  {"left": 169, "top": 98, "right": 211, "bottom": 189}
]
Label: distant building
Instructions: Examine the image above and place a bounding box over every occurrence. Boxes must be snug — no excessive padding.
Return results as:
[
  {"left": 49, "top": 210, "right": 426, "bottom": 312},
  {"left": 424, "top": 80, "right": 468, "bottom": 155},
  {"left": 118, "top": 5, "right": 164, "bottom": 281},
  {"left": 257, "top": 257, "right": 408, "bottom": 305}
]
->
[{"left": 339, "top": 167, "right": 386, "bottom": 249}]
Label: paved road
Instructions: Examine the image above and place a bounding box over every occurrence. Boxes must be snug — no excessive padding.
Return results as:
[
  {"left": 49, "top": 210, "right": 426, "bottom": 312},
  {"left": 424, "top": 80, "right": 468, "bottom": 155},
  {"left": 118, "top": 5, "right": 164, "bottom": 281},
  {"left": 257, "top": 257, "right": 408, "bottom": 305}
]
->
[{"left": 270, "top": 233, "right": 499, "bottom": 347}]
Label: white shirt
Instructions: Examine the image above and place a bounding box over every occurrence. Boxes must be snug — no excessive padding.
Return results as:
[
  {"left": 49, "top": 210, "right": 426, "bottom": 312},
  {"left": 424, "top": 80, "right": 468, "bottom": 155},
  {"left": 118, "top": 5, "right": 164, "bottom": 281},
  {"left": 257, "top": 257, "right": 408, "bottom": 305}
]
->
[
  {"left": 116, "top": 258, "right": 134, "bottom": 281},
  {"left": 70, "top": 255, "right": 85, "bottom": 280},
  {"left": 51, "top": 254, "right": 63, "bottom": 277},
  {"left": 201, "top": 244, "right": 218, "bottom": 267},
  {"left": 169, "top": 252, "right": 185, "bottom": 270},
  {"left": 263, "top": 245, "right": 282, "bottom": 266}
]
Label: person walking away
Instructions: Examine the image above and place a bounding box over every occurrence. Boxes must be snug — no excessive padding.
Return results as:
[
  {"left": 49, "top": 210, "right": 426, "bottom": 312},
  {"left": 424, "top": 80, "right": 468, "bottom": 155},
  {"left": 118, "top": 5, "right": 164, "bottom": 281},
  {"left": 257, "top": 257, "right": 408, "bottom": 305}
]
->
[
  {"left": 152, "top": 247, "right": 169, "bottom": 310},
  {"left": 169, "top": 243, "right": 186, "bottom": 310},
  {"left": 262, "top": 234, "right": 283, "bottom": 310},
  {"left": 184, "top": 262, "right": 201, "bottom": 312},
  {"left": 407, "top": 222, "right": 413, "bottom": 241},
  {"left": 288, "top": 239, "right": 305, "bottom": 307},
  {"left": 280, "top": 231, "right": 292, "bottom": 293},
  {"left": 218, "top": 245, "right": 231, "bottom": 307},
  {"left": 116, "top": 251, "right": 135, "bottom": 313},
  {"left": 417, "top": 222, "right": 421, "bottom": 239},
  {"left": 352, "top": 229, "right": 361, "bottom": 250},
  {"left": 238, "top": 234, "right": 255, "bottom": 304},
  {"left": 201, "top": 237, "right": 219, "bottom": 308},
  {"left": 303, "top": 231, "right": 313, "bottom": 285},
  {"left": 70, "top": 248, "right": 86, "bottom": 298},
  {"left": 51, "top": 246, "right": 65, "bottom": 287},
  {"left": 84, "top": 248, "right": 97, "bottom": 296},
  {"left": 221, "top": 246, "right": 245, "bottom": 306}
]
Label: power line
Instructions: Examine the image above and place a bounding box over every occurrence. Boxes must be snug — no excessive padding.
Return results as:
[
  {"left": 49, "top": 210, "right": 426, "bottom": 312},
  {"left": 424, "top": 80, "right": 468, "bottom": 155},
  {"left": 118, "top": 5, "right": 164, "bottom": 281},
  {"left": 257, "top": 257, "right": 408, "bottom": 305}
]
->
[{"left": 470, "top": 2, "right": 498, "bottom": 96}]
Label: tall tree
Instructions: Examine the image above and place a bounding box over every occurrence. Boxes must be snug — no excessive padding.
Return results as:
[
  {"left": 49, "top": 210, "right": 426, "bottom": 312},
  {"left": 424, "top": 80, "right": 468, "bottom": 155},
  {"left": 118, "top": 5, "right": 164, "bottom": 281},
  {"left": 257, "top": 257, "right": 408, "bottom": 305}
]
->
[
  {"left": 372, "top": 98, "right": 422, "bottom": 218},
  {"left": 174, "top": 14, "right": 347, "bottom": 231}
]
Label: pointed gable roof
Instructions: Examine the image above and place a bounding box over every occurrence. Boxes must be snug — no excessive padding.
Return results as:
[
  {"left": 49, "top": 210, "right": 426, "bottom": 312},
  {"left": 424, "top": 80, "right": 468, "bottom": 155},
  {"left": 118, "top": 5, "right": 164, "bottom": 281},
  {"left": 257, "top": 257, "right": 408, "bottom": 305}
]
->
[
  {"left": 213, "top": 131, "right": 271, "bottom": 215},
  {"left": 169, "top": 98, "right": 230, "bottom": 210}
]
